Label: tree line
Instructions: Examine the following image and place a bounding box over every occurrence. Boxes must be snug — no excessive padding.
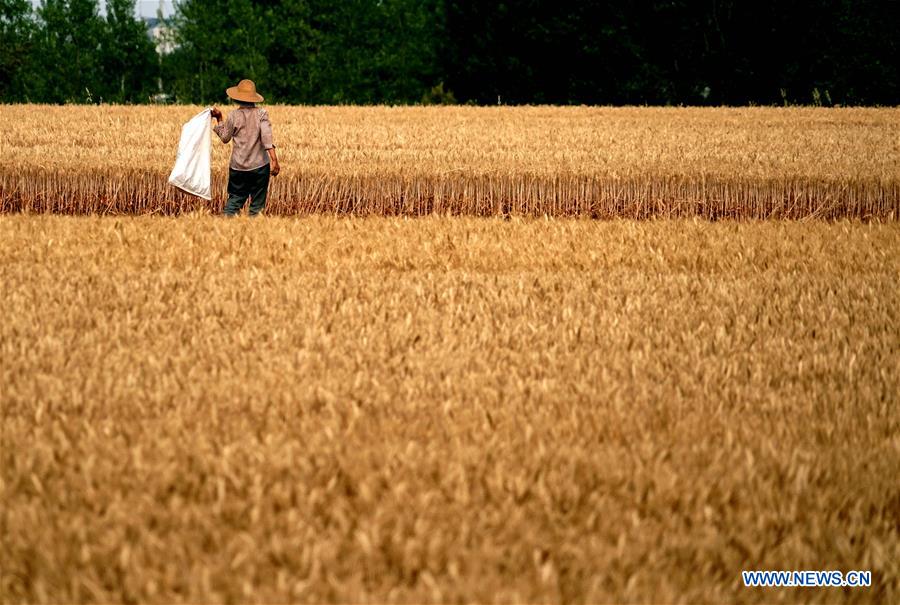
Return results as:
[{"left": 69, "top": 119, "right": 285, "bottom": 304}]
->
[{"left": 1, "top": 0, "right": 897, "bottom": 106}]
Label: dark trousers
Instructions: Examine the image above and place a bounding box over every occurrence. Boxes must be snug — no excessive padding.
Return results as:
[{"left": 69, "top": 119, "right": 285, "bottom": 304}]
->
[{"left": 224, "top": 164, "right": 270, "bottom": 216}]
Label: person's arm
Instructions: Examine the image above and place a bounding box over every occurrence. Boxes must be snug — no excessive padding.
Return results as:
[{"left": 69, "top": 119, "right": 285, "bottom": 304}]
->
[
  {"left": 259, "top": 109, "right": 279, "bottom": 175},
  {"left": 211, "top": 107, "right": 233, "bottom": 143},
  {"left": 267, "top": 148, "right": 280, "bottom": 176}
]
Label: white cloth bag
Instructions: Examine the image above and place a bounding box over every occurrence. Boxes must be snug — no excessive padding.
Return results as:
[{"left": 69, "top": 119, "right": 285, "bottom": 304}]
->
[{"left": 168, "top": 108, "right": 212, "bottom": 200}]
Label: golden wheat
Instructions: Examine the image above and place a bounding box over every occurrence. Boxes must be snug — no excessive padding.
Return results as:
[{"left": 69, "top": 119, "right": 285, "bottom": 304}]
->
[
  {"left": 1, "top": 215, "right": 898, "bottom": 603},
  {"left": 1, "top": 105, "right": 897, "bottom": 218}
]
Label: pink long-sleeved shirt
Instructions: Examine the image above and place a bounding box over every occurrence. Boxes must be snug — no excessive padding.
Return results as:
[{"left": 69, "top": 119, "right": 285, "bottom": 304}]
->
[{"left": 213, "top": 107, "right": 276, "bottom": 171}]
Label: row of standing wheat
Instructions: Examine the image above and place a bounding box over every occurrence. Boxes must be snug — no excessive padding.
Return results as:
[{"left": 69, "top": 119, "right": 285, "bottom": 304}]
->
[
  {"left": 1, "top": 106, "right": 897, "bottom": 218},
  {"left": 0, "top": 169, "right": 896, "bottom": 219}
]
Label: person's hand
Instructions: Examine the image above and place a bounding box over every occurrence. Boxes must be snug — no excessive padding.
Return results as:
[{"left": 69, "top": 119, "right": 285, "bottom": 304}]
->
[
  {"left": 210, "top": 107, "right": 222, "bottom": 121},
  {"left": 270, "top": 159, "right": 281, "bottom": 177}
]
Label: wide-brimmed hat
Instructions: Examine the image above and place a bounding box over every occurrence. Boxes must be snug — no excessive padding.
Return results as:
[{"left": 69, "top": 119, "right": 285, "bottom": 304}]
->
[{"left": 226, "top": 79, "right": 264, "bottom": 103}]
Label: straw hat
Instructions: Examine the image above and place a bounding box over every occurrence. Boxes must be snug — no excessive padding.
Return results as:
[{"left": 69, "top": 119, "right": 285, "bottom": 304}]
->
[{"left": 226, "top": 79, "right": 264, "bottom": 103}]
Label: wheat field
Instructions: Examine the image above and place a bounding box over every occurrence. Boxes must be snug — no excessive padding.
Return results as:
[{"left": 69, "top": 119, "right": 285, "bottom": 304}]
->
[
  {"left": 1, "top": 215, "right": 898, "bottom": 603},
  {"left": 1, "top": 106, "right": 898, "bottom": 218}
]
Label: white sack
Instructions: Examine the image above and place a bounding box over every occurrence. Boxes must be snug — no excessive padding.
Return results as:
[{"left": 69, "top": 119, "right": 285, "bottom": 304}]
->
[{"left": 168, "top": 108, "right": 212, "bottom": 200}]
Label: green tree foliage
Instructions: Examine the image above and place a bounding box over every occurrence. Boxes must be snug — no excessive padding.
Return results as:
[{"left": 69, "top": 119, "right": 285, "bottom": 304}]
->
[
  {"left": 262, "top": 0, "right": 318, "bottom": 103},
  {"left": 439, "top": 0, "right": 899, "bottom": 106},
  {"left": 0, "top": 0, "right": 35, "bottom": 100},
  {"left": 302, "top": 0, "right": 444, "bottom": 104},
  {"left": 30, "top": 0, "right": 107, "bottom": 102},
  {"left": 102, "top": 0, "right": 159, "bottom": 102},
  {"left": 0, "top": 0, "right": 897, "bottom": 105},
  {"left": 1, "top": 0, "right": 157, "bottom": 103},
  {"left": 163, "top": 0, "right": 444, "bottom": 104},
  {"left": 163, "top": 0, "right": 268, "bottom": 103}
]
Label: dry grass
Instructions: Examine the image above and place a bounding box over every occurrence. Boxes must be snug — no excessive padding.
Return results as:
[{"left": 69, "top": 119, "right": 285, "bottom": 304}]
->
[
  {"left": 1, "top": 215, "right": 898, "bottom": 603},
  {"left": 1, "top": 106, "right": 898, "bottom": 218}
]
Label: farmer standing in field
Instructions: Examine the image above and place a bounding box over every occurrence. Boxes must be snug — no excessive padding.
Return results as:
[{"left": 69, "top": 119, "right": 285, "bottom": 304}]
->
[{"left": 211, "top": 79, "right": 281, "bottom": 216}]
